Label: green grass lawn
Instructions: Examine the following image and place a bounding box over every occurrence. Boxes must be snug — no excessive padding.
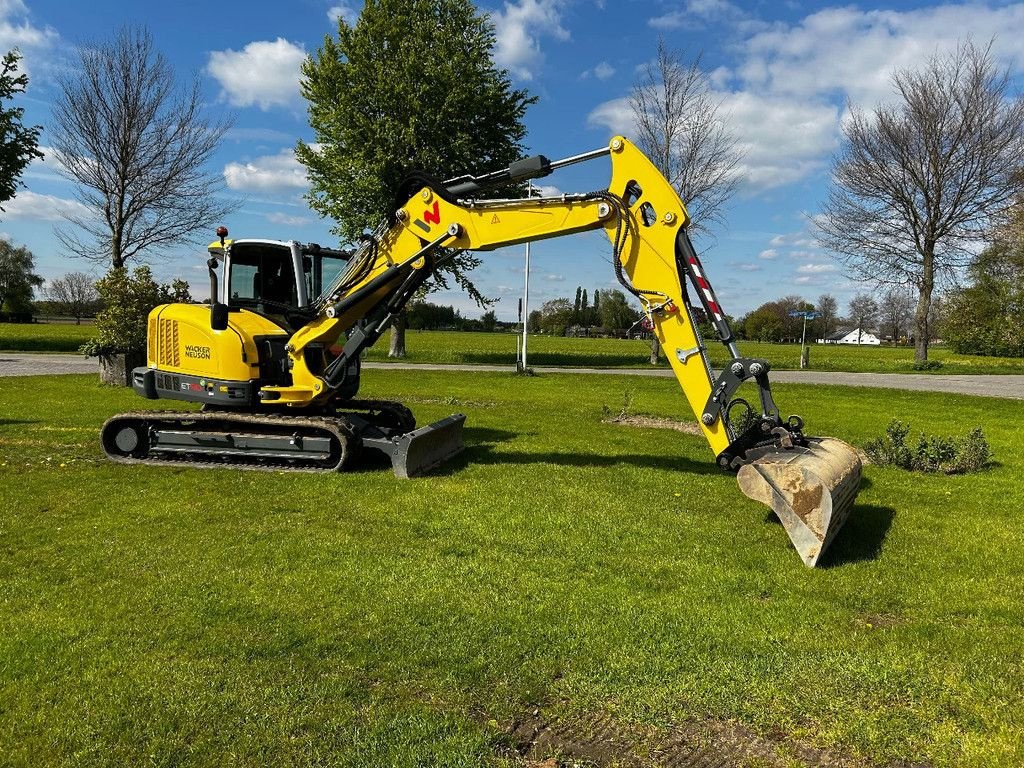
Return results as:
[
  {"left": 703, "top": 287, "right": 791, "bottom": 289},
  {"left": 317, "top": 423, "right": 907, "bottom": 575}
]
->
[
  {"left": 1, "top": 370, "right": 1022, "bottom": 766},
  {"left": 4, "top": 322, "right": 1024, "bottom": 373}
]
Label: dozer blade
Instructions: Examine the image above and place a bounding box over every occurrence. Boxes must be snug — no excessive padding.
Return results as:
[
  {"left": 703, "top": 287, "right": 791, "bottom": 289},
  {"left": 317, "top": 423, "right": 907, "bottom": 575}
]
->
[
  {"left": 362, "top": 413, "right": 466, "bottom": 479},
  {"left": 736, "top": 437, "right": 862, "bottom": 567}
]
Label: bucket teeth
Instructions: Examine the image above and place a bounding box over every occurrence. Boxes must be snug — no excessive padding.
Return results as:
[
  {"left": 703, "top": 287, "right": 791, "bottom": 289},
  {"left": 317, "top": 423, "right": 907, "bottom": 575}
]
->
[{"left": 736, "top": 437, "right": 862, "bottom": 567}]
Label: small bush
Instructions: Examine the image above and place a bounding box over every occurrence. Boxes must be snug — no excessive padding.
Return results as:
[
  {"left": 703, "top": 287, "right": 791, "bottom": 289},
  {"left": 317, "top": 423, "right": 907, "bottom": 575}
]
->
[
  {"left": 912, "top": 359, "right": 943, "bottom": 371},
  {"left": 865, "top": 419, "right": 992, "bottom": 474}
]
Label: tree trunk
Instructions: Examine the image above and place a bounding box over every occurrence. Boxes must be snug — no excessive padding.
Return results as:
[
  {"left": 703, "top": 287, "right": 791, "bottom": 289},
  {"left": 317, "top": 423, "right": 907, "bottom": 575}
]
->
[
  {"left": 389, "top": 311, "right": 407, "bottom": 358},
  {"left": 650, "top": 336, "right": 660, "bottom": 365},
  {"left": 99, "top": 351, "right": 145, "bottom": 386},
  {"left": 913, "top": 248, "right": 935, "bottom": 363}
]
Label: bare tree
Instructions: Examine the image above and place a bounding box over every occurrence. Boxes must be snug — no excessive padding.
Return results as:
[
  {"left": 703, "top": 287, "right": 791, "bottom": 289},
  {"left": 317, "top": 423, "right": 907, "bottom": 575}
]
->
[
  {"left": 879, "top": 287, "right": 913, "bottom": 344},
  {"left": 51, "top": 27, "right": 233, "bottom": 269},
  {"left": 47, "top": 271, "right": 99, "bottom": 324},
  {"left": 847, "top": 294, "right": 879, "bottom": 344},
  {"left": 816, "top": 293, "right": 839, "bottom": 340},
  {"left": 630, "top": 40, "right": 743, "bottom": 364},
  {"left": 817, "top": 41, "right": 1024, "bottom": 362}
]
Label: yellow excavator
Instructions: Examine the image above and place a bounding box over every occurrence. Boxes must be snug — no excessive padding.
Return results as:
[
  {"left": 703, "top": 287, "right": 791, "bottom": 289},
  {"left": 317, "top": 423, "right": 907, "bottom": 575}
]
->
[{"left": 101, "top": 136, "right": 861, "bottom": 566}]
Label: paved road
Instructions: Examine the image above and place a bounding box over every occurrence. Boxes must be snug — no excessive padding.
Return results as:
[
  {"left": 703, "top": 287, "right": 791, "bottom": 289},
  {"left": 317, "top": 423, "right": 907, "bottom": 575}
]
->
[{"left": 3, "top": 353, "right": 1023, "bottom": 399}]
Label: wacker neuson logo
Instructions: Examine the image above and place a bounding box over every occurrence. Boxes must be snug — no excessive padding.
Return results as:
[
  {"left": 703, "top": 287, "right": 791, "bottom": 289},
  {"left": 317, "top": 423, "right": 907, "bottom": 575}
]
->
[{"left": 184, "top": 345, "right": 212, "bottom": 360}]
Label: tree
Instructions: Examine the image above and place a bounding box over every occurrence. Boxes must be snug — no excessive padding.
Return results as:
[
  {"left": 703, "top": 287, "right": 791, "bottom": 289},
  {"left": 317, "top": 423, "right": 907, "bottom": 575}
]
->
[
  {"left": 51, "top": 27, "right": 232, "bottom": 269},
  {"left": 407, "top": 300, "right": 462, "bottom": 330},
  {"left": 526, "top": 309, "right": 542, "bottom": 334},
  {"left": 599, "top": 289, "right": 641, "bottom": 332},
  {"left": 817, "top": 41, "right": 1024, "bottom": 362},
  {"left": 739, "top": 296, "right": 811, "bottom": 343},
  {"left": 538, "top": 298, "right": 574, "bottom": 336},
  {"left": 46, "top": 272, "right": 99, "bottom": 324},
  {"left": 0, "top": 50, "right": 42, "bottom": 211},
  {"left": 297, "top": 0, "right": 533, "bottom": 357},
  {"left": 879, "top": 288, "right": 913, "bottom": 344},
  {"left": 816, "top": 294, "right": 839, "bottom": 340},
  {"left": 847, "top": 294, "right": 879, "bottom": 344},
  {"left": 0, "top": 240, "right": 41, "bottom": 318},
  {"left": 943, "top": 238, "right": 1024, "bottom": 357},
  {"left": 480, "top": 309, "right": 498, "bottom": 332},
  {"left": 629, "top": 40, "right": 742, "bottom": 363}
]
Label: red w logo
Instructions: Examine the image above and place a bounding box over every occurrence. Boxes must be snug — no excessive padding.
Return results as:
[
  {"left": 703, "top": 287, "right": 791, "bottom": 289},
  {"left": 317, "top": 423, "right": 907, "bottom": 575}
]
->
[{"left": 424, "top": 201, "right": 441, "bottom": 225}]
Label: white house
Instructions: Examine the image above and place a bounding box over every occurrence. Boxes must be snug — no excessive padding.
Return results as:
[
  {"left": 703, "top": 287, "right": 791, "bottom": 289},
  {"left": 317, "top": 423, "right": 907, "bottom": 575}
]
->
[{"left": 820, "top": 328, "right": 881, "bottom": 345}]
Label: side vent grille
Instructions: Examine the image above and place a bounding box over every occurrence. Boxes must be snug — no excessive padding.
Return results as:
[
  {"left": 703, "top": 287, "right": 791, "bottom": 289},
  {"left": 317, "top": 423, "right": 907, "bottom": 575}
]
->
[
  {"left": 157, "top": 319, "right": 180, "bottom": 367},
  {"left": 147, "top": 318, "right": 156, "bottom": 361}
]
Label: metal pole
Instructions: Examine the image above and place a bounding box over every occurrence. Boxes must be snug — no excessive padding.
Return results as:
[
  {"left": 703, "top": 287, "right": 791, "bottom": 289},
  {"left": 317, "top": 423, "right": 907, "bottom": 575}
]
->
[
  {"left": 521, "top": 180, "right": 532, "bottom": 370},
  {"left": 800, "top": 314, "right": 808, "bottom": 369}
]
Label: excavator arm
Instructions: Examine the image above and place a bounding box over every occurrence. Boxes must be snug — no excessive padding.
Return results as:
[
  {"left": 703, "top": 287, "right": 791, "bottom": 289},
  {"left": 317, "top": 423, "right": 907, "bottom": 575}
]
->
[{"left": 277, "top": 137, "right": 770, "bottom": 464}]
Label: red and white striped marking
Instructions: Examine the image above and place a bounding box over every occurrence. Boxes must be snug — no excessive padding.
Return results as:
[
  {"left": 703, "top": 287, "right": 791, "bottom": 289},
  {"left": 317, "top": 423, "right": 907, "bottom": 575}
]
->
[{"left": 687, "top": 255, "right": 723, "bottom": 321}]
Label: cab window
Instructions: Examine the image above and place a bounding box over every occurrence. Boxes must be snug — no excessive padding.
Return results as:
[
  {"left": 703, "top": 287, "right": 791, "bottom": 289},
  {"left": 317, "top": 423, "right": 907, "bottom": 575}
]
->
[{"left": 228, "top": 245, "right": 297, "bottom": 308}]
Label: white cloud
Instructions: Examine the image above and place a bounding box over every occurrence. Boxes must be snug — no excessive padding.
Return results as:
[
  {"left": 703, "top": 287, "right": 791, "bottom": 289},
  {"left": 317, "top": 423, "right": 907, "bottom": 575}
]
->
[
  {"left": 738, "top": 5, "right": 1024, "bottom": 107},
  {"left": 649, "top": 0, "right": 744, "bottom": 30},
  {"left": 757, "top": 249, "right": 777, "bottom": 260},
  {"left": 0, "top": 0, "right": 57, "bottom": 56},
  {"left": 207, "top": 39, "right": 306, "bottom": 110},
  {"left": 3, "top": 190, "right": 88, "bottom": 221},
  {"left": 586, "top": 97, "right": 631, "bottom": 135},
  {"left": 545, "top": 273, "right": 565, "bottom": 281},
  {"left": 796, "top": 262, "right": 838, "bottom": 273},
  {"left": 266, "top": 211, "right": 311, "bottom": 227},
  {"left": 588, "top": 91, "right": 838, "bottom": 192},
  {"left": 628, "top": 4, "right": 1024, "bottom": 197},
  {"left": 491, "top": 0, "right": 569, "bottom": 80},
  {"left": 581, "top": 61, "right": 615, "bottom": 80},
  {"left": 723, "top": 91, "right": 839, "bottom": 192},
  {"left": 224, "top": 148, "right": 308, "bottom": 192},
  {"left": 327, "top": 2, "right": 360, "bottom": 25},
  {"left": 731, "top": 262, "right": 761, "bottom": 272},
  {"left": 770, "top": 232, "right": 816, "bottom": 248}
]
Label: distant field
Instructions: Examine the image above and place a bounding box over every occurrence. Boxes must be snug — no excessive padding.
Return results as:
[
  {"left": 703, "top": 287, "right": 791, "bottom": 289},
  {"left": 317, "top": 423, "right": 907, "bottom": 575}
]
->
[
  {"left": 4, "top": 322, "right": 1022, "bottom": 374},
  {"left": 364, "top": 329, "right": 1024, "bottom": 374},
  {"left": 0, "top": 322, "right": 94, "bottom": 352}
]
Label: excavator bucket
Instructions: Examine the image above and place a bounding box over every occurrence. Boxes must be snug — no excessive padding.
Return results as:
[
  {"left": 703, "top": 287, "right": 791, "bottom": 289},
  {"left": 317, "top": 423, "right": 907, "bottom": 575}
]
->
[
  {"left": 362, "top": 413, "right": 466, "bottom": 479},
  {"left": 736, "top": 437, "right": 862, "bottom": 567}
]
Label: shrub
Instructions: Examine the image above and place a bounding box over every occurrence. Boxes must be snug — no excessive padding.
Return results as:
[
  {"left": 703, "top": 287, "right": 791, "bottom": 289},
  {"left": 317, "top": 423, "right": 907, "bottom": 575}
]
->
[
  {"left": 80, "top": 267, "right": 191, "bottom": 357},
  {"left": 912, "top": 359, "right": 943, "bottom": 371},
  {"left": 865, "top": 419, "right": 992, "bottom": 474}
]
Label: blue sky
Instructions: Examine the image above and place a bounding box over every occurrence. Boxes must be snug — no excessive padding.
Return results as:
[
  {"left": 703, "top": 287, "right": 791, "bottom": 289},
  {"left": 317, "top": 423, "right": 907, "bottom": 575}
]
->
[{"left": 5, "top": 0, "right": 1024, "bottom": 321}]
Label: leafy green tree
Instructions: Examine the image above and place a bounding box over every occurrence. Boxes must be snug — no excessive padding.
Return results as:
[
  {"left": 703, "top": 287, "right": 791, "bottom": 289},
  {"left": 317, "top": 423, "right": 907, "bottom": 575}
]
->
[
  {"left": 407, "top": 300, "right": 462, "bottom": 330},
  {"left": 598, "top": 289, "right": 641, "bottom": 332},
  {"left": 527, "top": 309, "right": 542, "bottom": 334},
  {"left": 297, "top": 0, "right": 533, "bottom": 356},
  {"left": 943, "top": 240, "right": 1024, "bottom": 357},
  {"left": 0, "top": 50, "right": 42, "bottom": 212},
  {"left": 480, "top": 309, "right": 498, "bottom": 332},
  {"left": 739, "top": 296, "right": 810, "bottom": 342},
  {"left": 0, "top": 239, "right": 42, "bottom": 317},
  {"left": 539, "top": 298, "right": 574, "bottom": 336}
]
